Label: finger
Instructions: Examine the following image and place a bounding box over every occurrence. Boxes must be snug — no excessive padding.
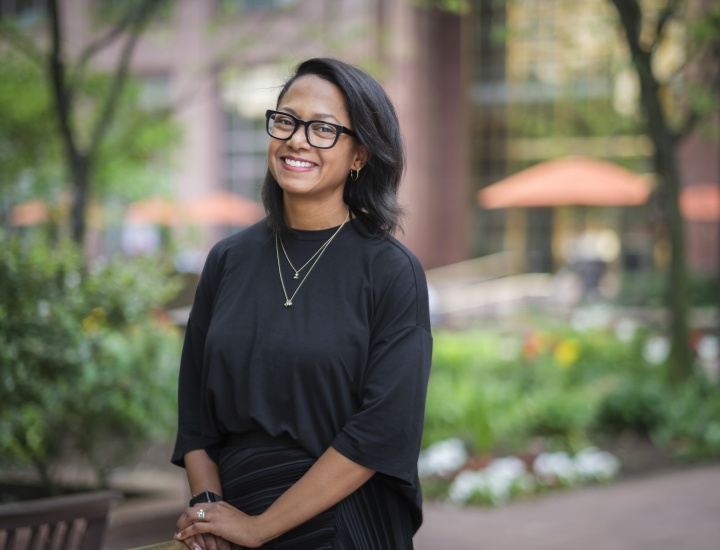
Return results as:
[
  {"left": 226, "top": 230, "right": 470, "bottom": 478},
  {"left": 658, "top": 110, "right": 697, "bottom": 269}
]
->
[
  {"left": 216, "top": 537, "right": 232, "bottom": 550},
  {"left": 180, "top": 534, "right": 203, "bottom": 550},
  {"left": 202, "top": 533, "right": 218, "bottom": 550},
  {"left": 176, "top": 521, "right": 213, "bottom": 541},
  {"left": 177, "top": 508, "right": 197, "bottom": 531}
]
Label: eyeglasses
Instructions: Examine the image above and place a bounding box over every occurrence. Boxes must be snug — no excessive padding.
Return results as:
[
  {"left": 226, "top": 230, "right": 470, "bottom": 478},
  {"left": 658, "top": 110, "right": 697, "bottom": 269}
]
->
[{"left": 265, "top": 110, "right": 357, "bottom": 149}]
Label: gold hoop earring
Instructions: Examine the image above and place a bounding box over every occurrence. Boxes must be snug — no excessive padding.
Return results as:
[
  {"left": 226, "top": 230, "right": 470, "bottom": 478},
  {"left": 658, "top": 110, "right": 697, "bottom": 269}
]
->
[{"left": 350, "top": 168, "right": 360, "bottom": 182}]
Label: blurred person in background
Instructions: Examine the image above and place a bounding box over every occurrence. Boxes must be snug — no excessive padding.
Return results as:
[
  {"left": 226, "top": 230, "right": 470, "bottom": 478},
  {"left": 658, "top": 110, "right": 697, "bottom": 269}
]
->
[{"left": 172, "top": 58, "right": 432, "bottom": 549}]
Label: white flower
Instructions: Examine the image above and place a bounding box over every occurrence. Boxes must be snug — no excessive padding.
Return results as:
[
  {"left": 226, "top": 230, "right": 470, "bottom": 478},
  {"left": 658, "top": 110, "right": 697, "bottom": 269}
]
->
[
  {"left": 698, "top": 335, "right": 719, "bottom": 362},
  {"left": 483, "top": 457, "right": 531, "bottom": 500},
  {"left": 448, "top": 456, "right": 532, "bottom": 505},
  {"left": 533, "top": 451, "right": 576, "bottom": 484},
  {"left": 614, "top": 317, "right": 637, "bottom": 342},
  {"left": 574, "top": 447, "right": 620, "bottom": 482},
  {"left": 643, "top": 336, "right": 670, "bottom": 365},
  {"left": 449, "top": 470, "right": 487, "bottom": 504},
  {"left": 418, "top": 438, "right": 468, "bottom": 478}
]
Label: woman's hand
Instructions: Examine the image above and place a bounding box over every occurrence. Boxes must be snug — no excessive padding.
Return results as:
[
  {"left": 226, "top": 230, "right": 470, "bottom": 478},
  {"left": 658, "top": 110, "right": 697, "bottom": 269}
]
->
[
  {"left": 176, "top": 532, "right": 232, "bottom": 550},
  {"left": 175, "top": 502, "right": 266, "bottom": 549}
]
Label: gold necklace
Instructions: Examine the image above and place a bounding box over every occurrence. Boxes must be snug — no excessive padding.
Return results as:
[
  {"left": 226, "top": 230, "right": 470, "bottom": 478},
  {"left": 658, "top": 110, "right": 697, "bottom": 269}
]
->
[
  {"left": 280, "top": 235, "right": 331, "bottom": 279},
  {"left": 275, "top": 211, "right": 350, "bottom": 308}
]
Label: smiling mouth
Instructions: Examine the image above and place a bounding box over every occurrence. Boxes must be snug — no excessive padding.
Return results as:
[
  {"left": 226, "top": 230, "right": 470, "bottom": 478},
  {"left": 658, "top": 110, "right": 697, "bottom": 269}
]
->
[{"left": 282, "top": 157, "right": 317, "bottom": 168}]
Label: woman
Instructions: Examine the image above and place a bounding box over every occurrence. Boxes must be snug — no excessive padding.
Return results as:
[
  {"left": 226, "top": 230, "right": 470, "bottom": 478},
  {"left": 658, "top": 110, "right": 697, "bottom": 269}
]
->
[{"left": 173, "top": 57, "right": 432, "bottom": 549}]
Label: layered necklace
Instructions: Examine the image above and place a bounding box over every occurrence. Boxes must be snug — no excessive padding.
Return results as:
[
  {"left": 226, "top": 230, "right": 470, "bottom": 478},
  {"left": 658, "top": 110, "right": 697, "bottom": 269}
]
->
[{"left": 275, "top": 211, "right": 350, "bottom": 308}]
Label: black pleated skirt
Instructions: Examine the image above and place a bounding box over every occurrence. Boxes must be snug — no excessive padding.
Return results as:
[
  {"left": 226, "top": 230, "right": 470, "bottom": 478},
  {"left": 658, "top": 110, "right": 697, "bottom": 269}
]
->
[{"left": 218, "top": 444, "right": 415, "bottom": 549}]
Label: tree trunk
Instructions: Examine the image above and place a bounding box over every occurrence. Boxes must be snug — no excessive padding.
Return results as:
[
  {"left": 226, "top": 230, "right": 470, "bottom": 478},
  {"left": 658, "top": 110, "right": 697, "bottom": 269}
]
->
[
  {"left": 45, "top": 0, "right": 159, "bottom": 248},
  {"left": 609, "top": 0, "right": 693, "bottom": 380},
  {"left": 69, "top": 154, "right": 89, "bottom": 246}
]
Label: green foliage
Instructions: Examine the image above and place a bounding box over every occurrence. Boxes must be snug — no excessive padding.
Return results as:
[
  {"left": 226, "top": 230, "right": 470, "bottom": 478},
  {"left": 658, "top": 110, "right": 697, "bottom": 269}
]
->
[
  {"left": 412, "top": 0, "right": 470, "bottom": 15},
  {"left": 616, "top": 270, "right": 719, "bottom": 308},
  {"left": 594, "top": 376, "right": 668, "bottom": 436},
  {"left": 0, "top": 45, "right": 180, "bottom": 229},
  {"left": 508, "top": 97, "right": 640, "bottom": 141},
  {"left": 595, "top": 370, "right": 720, "bottom": 460},
  {"left": 424, "top": 327, "right": 634, "bottom": 454},
  {"left": 0, "top": 54, "right": 63, "bottom": 205},
  {"left": 90, "top": 76, "right": 181, "bottom": 203},
  {"left": 425, "top": 324, "right": 720, "bottom": 462},
  {"left": 0, "top": 233, "right": 182, "bottom": 489},
  {"left": 655, "top": 379, "right": 720, "bottom": 459}
]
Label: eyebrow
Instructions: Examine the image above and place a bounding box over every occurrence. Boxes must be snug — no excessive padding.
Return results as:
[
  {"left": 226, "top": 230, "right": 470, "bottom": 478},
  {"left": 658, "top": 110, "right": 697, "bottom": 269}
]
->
[{"left": 280, "top": 107, "right": 341, "bottom": 123}]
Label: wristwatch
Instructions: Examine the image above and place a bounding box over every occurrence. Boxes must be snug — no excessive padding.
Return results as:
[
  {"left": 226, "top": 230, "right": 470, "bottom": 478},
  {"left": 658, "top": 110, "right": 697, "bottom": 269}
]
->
[{"left": 189, "top": 490, "right": 223, "bottom": 507}]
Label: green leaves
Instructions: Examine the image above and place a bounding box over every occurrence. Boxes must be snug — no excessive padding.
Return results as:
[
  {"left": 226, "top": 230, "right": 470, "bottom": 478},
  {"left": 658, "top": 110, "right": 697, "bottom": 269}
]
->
[{"left": 0, "top": 234, "right": 182, "bottom": 488}]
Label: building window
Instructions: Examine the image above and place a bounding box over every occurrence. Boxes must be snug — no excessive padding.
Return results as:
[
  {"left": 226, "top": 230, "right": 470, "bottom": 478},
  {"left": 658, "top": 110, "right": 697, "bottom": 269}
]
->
[
  {"left": 137, "top": 73, "right": 172, "bottom": 111},
  {"left": 223, "top": 111, "right": 267, "bottom": 202},
  {"left": 0, "top": 0, "right": 43, "bottom": 26},
  {"left": 220, "top": 65, "right": 281, "bottom": 202}
]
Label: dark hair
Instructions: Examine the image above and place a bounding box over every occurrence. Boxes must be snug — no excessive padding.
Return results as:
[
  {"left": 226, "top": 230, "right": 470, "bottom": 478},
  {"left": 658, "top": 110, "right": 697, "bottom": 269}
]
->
[{"left": 261, "top": 57, "right": 405, "bottom": 236}]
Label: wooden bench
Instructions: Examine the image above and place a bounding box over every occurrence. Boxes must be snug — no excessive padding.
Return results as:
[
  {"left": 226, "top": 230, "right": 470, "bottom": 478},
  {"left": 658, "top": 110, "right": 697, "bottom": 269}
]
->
[{"left": 0, "top": 490, "right": 121, "bottom": 550}]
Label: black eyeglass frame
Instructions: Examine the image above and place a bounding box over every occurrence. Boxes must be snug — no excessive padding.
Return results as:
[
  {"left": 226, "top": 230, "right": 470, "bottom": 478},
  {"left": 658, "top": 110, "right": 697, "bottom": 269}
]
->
[{"left": 265, "top": 109, "right": 357, "bottom": 149}]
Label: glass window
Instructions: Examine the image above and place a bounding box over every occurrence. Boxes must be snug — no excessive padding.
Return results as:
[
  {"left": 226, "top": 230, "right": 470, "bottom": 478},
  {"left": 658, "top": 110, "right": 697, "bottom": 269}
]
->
[
  {"left": 223, "top": 110, "right": 267, "bottom": 202},
  {"left": 0, "top": 0, "right": 44, "bottom": 26}
]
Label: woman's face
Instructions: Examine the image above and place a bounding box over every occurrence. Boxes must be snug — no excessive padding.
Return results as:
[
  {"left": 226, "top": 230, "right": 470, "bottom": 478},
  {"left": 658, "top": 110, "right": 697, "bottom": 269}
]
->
[{"left": 267, "top": 75, "right": 366, "bottom": 206}]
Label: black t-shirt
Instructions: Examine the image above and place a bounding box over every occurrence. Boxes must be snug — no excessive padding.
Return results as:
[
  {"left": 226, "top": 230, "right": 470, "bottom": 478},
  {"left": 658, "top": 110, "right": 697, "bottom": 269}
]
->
[{"left": 172, "top": 217, "right": 433, "bottom": 532}]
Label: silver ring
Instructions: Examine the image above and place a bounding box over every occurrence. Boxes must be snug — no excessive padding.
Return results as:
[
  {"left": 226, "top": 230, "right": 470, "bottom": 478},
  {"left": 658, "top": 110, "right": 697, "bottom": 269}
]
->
[{"left": 196, "top": 508, "right": 206, "bottom": 522}]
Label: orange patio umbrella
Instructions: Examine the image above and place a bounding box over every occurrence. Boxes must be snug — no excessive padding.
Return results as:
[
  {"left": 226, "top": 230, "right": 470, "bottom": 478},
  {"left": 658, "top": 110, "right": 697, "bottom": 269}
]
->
[
  {"left": 680, "top": 184, "right": 720, "bottom": 222},
  {"left": 478, "top": 156, "right": 651, "bottom": 208},
  {"left": 183, "top": 190, "right": 264, "bottom": 226},
  {"left": 9, "top": 199, "right": 50, "bottom": 226},
  {"left": 126, "top": 196, "right": 181, "bottom": 226}
]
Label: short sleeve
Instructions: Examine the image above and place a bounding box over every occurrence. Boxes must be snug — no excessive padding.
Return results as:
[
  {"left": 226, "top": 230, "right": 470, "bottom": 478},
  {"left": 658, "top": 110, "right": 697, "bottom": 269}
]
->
[
  {"left": 171, "top": 243, "right": 226, "bottom": 467},
  {"left": 331, "top": 244, "right": 432, "bottom": 484}
]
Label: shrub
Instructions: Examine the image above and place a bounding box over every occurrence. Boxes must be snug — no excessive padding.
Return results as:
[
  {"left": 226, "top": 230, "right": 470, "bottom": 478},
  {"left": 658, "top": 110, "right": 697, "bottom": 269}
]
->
[
  {"left": 594, "top": 376, "right": 668, "bottom": 437},
  {"left": 0, "top": 233, "right": 182, "bottom": 491},
  {"left": 616, "top": 270, "right": 719, "bottom": 308}
]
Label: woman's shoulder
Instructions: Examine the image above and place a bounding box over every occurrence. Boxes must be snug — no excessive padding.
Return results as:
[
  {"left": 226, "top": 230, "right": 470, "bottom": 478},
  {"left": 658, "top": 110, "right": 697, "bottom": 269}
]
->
[
  {"left": 357, "top": 233, "right": 431, "bottom": 331},
  {"left": 362, "top": 232, "right": 425, "bottom": 281},
  {"left": 208, "top": 218, "right": 270, "bottom": 256},
  {"left": 351, "top": 218, "right": 423, "bottom": 272},
  {"left": 199, "top": 218, "right": 270, "bottom": 276}
]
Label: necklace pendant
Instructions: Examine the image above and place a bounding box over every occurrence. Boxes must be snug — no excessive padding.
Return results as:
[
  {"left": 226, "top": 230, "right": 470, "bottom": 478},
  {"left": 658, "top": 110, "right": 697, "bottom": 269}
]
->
[
  {"left": 293, "top": 272, "right": 299, "bottom": 279},
  {"left": 284, "top": 300, "right": 293, "bottom": 307}
]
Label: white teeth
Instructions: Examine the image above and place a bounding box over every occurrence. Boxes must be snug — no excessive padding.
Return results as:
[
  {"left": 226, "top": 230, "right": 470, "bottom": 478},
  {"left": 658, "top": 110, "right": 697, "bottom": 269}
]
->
[{"left": 284, "top": 158, "right": 314, "bottom": 168}]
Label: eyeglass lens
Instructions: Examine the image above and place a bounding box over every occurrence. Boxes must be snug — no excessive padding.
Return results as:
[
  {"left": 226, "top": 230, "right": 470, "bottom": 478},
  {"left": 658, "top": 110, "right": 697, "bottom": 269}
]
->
[{"left": 267, "top": 113, "right": 339, "bottom": 148}]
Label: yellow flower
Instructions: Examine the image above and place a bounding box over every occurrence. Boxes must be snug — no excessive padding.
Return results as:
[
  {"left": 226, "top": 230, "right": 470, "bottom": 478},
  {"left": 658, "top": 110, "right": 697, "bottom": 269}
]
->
[
  {"left": 554, "top": 339, "right": 581, "bottom": 368},
  {"left": 81, "top": 307, "right": 106, "bottom": 335}
]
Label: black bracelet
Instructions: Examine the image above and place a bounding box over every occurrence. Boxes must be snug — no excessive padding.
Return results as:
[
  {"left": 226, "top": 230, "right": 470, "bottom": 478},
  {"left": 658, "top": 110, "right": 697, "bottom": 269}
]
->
[{"left": 189, "top": 490, "right": 222, "bottom": 507}]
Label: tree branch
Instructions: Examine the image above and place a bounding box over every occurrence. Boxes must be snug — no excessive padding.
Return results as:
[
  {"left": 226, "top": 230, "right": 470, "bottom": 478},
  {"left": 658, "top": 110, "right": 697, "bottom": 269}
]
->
[
  {"left": 87, "top": 0, "right": 159, "bottom": 161},
  {"left": 653, "top": 0, "right": 683, "bottom": 51},
  {"left": 676, "top": 54, "right": 720, "bottom": 139},
  {"left": 71, "top": 4, "right": 139, "bottom": 85},
  {"left": 611, "top": 0, "right": 646, "bottom": 58},
  {"left": 46, "top": 0, "right": 80, "bottom": 165}
]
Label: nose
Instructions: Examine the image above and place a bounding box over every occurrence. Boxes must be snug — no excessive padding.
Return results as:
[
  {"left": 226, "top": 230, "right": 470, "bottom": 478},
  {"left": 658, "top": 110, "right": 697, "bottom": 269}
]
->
[{"left": 287, "top": 122, "right": 311, "bottom": 149}]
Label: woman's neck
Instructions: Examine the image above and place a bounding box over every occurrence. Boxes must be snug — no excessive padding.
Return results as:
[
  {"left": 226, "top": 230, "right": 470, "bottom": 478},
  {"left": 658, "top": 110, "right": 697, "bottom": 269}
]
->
[{"left": 283, "top": 198, "right": 349, "bottom": 230}]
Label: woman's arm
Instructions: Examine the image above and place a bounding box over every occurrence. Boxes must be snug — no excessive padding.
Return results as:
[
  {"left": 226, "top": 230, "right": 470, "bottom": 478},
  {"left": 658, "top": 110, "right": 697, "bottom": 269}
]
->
[
  {"left": 175, "top": 446, "right": 374, "bottom": 548},
  {"left": 184, "top": 449, "right": 223, "bottom": 496},
  {"left": 178, "top": 450, "right": 228, "bottom": 550}
]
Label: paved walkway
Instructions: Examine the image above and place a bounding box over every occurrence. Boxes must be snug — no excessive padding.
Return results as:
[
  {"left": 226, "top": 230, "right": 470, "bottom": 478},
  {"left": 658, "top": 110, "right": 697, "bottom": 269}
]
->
[
  {"left": 415, "top": 465, "right": 720, "bottom": 550},
  {"left": 105, "top": 465, "right": 720, "bottom": 549}
]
